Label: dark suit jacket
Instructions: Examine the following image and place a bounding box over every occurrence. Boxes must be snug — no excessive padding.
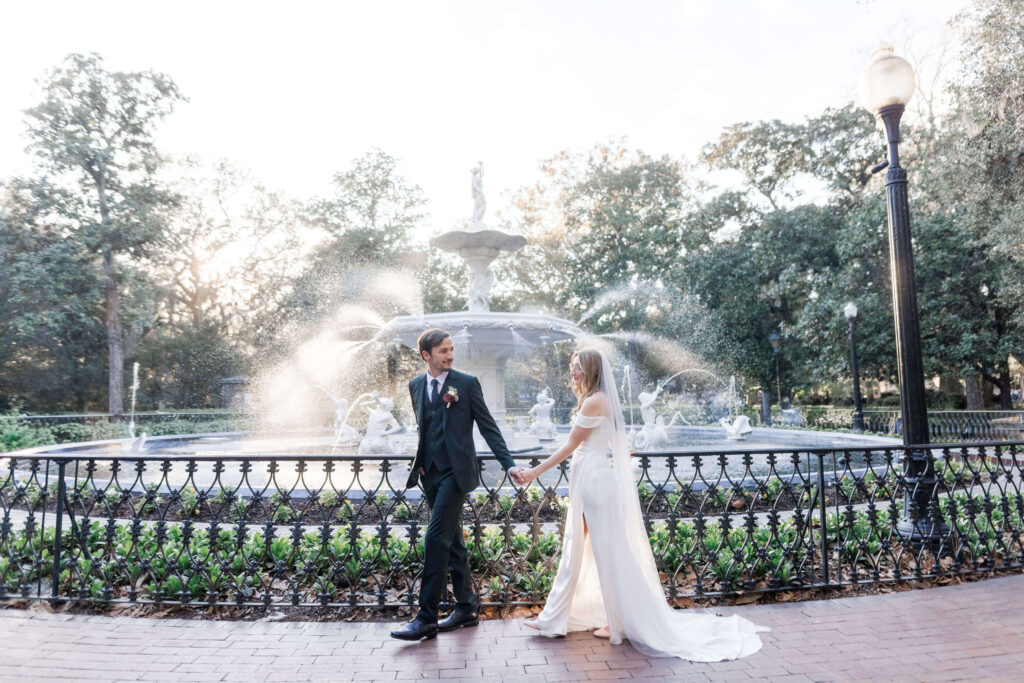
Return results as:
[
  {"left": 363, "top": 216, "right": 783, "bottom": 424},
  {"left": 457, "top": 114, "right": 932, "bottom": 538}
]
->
[{"left": 406, "top": 368, "right": 515, "bottom": 492}]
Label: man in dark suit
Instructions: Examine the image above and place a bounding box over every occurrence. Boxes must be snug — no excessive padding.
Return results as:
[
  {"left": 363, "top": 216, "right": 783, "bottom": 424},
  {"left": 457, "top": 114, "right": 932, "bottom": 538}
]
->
[{"left": 390, "top": 328, "right": 525, "bottom": 641}]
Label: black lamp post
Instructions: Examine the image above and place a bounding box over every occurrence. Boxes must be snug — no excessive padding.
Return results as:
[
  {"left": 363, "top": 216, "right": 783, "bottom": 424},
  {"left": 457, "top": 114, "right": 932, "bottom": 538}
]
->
[
  {"left": 769, "top": 332, "right": 782, "bottom": 408},
  {"left": 862, "top": 43, "right": 946, "bottom": 544},
  {"left": 844, "top": 302, "right": 865, "bottom": 433}
]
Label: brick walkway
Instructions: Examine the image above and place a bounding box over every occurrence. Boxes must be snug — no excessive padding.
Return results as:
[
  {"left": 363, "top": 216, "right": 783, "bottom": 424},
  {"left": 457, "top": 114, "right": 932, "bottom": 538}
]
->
[{"left": 2, "top": 576, "right": 1023, "bottom": 682}]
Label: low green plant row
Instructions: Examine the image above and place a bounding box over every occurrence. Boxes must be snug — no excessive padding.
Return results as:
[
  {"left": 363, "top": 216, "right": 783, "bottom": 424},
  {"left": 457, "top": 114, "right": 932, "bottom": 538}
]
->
[{"left": 2, "top": 489, "right": 1020, "bottom": 604}]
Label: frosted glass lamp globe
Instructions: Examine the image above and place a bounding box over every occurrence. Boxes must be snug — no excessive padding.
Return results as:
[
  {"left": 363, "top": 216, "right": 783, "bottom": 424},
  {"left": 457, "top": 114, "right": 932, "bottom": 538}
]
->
[{"left": 860, "top": 42, "right": 915, "bottom": 112}]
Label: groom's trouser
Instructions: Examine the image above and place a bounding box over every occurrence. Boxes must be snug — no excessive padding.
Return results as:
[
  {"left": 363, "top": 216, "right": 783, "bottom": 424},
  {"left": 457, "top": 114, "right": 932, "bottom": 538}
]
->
[{"left": 418, "top": 470, "right": 476, "bottom": 622}]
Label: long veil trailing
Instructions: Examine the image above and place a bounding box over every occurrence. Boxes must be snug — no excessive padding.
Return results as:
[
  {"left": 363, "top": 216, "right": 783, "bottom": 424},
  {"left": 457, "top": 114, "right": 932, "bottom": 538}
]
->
[
  {"left": 591, "top": 349, "right": 768, "bottom": 660},
  {"left": 598, "top": 352, "right": 665, "bottom": 594}
]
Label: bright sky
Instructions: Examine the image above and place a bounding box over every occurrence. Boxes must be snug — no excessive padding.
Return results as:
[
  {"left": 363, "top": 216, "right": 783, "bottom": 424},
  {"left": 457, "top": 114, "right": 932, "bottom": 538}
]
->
[{"left": 1, "top": 0, "right": 967, "bottom": 243}]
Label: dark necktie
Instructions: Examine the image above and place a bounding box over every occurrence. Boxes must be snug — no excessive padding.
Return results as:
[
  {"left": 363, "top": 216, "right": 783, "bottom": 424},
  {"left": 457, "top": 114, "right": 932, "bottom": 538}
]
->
[{"left": 431, "top": 378, "right": 439, "bottom": 404}]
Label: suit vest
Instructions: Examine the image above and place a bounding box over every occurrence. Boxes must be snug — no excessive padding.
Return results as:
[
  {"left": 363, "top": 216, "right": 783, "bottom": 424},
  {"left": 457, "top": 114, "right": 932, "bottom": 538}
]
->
[{"left": 421, "top": 384, "right": 451, "bottom": 475}]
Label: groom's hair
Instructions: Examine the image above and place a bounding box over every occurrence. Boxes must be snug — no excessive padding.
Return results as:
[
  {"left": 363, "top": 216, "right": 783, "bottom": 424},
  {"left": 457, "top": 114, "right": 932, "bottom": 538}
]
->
[{"left": 417, "top": 328, "right": 451, "bottom": 357}]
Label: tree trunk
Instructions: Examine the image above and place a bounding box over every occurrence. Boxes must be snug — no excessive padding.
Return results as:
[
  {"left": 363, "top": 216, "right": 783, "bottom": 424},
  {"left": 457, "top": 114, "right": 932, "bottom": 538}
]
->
[
  {"left": 996, "top": 372, "right": 1013, "bottom": 410},
  {"left": 104, "top": 249, "right": 124, "bottom": 414},
  {"left": 94, "top": 171, "right": 124, "bottom": 414},
  {"left": 760, "top": 386, "right": 772, "bottom": 426},
  {"left": 964, "top": 373, "right": 984, "bottom": 410}
]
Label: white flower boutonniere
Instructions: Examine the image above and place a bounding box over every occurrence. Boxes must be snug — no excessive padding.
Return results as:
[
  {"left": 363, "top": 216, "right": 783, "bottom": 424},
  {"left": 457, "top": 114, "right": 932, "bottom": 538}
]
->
[{"left": 442, "top": 386, "right": 459, "bottom": 409}]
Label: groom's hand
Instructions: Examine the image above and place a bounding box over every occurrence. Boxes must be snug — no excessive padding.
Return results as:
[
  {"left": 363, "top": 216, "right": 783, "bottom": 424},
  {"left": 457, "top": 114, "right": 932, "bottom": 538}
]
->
[{"left": 508, "top": 467, "right": 524, "bottom": 485}]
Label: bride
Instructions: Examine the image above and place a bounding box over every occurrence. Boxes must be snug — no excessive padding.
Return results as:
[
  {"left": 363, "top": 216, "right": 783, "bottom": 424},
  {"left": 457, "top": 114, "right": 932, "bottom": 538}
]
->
[{"left": 519, "top": 348, "right": 767, "bottom": 661}]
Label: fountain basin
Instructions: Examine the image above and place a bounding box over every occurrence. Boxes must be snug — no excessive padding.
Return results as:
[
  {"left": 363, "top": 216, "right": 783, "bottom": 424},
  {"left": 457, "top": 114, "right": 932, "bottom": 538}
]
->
[
  {"left": 382, "top": 311, "right": 581, "bottom": 424},
  {"left": 7, "top": 427, "right": 899, "bottom": 500}
]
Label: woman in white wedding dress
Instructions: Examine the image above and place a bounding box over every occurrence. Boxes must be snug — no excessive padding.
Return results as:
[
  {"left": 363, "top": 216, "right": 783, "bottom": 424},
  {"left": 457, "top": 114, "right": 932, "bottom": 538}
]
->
[{"left": 520, "top": 348, "right": 768, "bottom": 662}]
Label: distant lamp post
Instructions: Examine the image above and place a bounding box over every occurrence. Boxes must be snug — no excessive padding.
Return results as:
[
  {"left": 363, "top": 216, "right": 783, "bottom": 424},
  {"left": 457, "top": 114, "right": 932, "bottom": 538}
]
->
[
  {"left": 861, "top": 43, "right": 946, "bottom": 544},
  {"left": 844, "top": 303, "right": 866, "bottom": 433},
  {"left": 769, "top": 332, "right": 782, "bottom": 408}
]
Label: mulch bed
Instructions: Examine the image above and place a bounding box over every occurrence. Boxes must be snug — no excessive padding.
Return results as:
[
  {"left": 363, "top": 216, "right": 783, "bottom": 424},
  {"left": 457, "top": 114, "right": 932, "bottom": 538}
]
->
[{"left": 4, "top": 567, "right": 1020, "bottom": 623}]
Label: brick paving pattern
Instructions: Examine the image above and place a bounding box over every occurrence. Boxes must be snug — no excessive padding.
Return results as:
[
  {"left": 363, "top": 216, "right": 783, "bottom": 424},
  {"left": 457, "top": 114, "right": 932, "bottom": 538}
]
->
[{"left": 2, "top": 575, "right": 1023, "bottom": 682}]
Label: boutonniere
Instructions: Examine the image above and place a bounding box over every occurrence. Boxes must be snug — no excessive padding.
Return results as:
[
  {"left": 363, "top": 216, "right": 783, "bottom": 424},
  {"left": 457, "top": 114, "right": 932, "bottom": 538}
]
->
[{"left": 443, "top": 386, "right": 459, "bottom": 408}]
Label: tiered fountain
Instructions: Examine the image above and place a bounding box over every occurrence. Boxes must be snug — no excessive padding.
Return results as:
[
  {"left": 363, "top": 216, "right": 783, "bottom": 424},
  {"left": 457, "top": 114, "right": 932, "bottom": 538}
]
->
[{"left": 380, "top": 163, "right": 581, "bottom": 427}]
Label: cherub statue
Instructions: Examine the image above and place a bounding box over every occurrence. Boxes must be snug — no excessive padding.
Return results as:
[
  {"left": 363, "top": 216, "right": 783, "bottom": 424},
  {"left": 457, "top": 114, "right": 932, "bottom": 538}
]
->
[
  {"left": 720, "top": 415, "right": 753, "bottom": 440},
  {"left": 358, "top": 395, "right": 402, "bottom": 455},
  {"left": 320, "top": 387, "right": 360, "bottom": 446},
  {"left": 528, "top": 387, "right": 556, "bottom": 441}
]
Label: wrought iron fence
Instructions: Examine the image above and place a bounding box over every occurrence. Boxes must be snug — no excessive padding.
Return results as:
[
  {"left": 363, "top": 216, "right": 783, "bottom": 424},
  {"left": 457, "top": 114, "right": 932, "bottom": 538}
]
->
[
  {"left": 1, "top": 443, "right": 1022, "bottom": 610},
  {"left": 806, "top": 409, "right": 1024, "bottom": 442}
]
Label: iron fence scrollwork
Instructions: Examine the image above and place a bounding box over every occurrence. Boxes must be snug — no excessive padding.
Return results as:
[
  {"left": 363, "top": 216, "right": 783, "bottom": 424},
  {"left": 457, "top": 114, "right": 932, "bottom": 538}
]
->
[{"left": 1, "top": 442, "right": 1022, "bottom": 611}]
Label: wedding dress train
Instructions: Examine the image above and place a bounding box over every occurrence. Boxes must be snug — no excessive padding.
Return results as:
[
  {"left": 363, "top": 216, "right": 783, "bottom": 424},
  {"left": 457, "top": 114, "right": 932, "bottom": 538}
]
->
[{"left": 533, "top": 405, "right": 767, "bottom": 662}]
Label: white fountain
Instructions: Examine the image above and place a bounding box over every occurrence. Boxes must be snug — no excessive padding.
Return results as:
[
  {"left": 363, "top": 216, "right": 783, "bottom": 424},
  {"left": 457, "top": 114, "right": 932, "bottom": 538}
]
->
[{"left": 381, "top": 162, "right": 581, "bottom": 426}]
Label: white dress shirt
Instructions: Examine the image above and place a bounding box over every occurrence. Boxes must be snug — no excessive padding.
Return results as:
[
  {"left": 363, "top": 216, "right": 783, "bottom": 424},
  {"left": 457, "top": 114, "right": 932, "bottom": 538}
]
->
[{"left": 424, "top": 370, "right": 449, "bottom": 403}]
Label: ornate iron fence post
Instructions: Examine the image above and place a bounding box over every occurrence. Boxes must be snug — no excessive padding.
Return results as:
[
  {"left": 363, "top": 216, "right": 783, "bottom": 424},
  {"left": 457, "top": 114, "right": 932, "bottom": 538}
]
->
[
  {"left": 816, "top": 453, "right": 830, "bottom": 586},
  {"left": 48, "top": 459, "right": 67, "bottom": 605}
]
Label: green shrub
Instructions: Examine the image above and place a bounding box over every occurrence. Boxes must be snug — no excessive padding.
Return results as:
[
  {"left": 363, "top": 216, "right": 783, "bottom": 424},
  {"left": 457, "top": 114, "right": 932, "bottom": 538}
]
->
[{"left": 0, "top": 413, "right": 53, "bottom": 452}]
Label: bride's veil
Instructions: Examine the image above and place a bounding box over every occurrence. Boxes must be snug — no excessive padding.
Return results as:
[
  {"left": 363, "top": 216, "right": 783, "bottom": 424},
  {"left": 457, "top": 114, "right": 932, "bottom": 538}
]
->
[{"left": 596, "top": 350, "right": 664, "bottom": 593}]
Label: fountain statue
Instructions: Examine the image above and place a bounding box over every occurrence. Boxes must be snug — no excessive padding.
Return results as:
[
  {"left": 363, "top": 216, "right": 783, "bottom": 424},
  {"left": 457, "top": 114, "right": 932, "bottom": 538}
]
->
[
  {"left": 720, "top": 415, "right": 754, "bottom": 440},
  {"left": 358, "top": 394, "right": 402, "bottom": 455},
  {"left": 471, "top": 162, "right": 486, "bottom": 223},
  {"left": 122, "top": 422, "right": 148, "bottom": 456},
  {"left": 381, "top": 164, "right": 581, "bottom": 428},
  {"left": 321, "top": 389, "right": 360, "bottom": 446},
  {"left": 638, "top": 385, "right": 663, "bottom": 427},
  {"left": 635, "top": 415, "right": 671, "bottom": 451},
  {"left": 629, "top": 385, "right": 664, "bottom": 451},
  {"left": 528, "top": 388, "right": 557, "bottom": 441}
]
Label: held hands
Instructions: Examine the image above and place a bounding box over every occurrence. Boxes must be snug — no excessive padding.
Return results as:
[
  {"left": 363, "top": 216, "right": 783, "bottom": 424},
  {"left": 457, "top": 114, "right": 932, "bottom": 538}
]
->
[{"left": 508, "top": 467, "right": 536, "bottom": 486}]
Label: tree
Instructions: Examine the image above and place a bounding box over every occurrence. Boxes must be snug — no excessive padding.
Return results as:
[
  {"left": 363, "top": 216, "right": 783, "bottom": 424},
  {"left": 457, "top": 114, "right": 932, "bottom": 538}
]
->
[
  {"left": 0, "top": 179, "right": 106, "bottom": 410},
  {"left": 499, "top": 143, "right": 695, "bottom": 322},
  {"left": 942, "top": 0, "right": 1024, "bottom": 406},
  {"left": 23, "top": 53, "right": 184, "bottom": 413},
  {"left": 133, "top": 160, "right": 302, "bottom": 407},
  {"left": 891, "top": 0, "right": 1024, "bottom": 408},
  {"left": 262, "top": 150, "right": 428, "bottom": 356},
  {"left": 689, "top": 106, "right": 888, "bottom": 405}
]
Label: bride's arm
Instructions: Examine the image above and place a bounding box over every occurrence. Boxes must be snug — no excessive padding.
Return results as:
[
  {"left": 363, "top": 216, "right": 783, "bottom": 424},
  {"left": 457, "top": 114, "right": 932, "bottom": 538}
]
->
[{"left": 520, "top": 396, "right": 604, "bottom": 483}]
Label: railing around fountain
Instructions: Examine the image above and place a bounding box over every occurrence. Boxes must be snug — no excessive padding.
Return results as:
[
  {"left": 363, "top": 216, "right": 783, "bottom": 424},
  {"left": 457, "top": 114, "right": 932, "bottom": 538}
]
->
[
  {"left": 1, "top": 443, "right": 1021, "bottom": 610},
  {"left": 805, "top": 409, "right": 1024, "bottom": 442}
]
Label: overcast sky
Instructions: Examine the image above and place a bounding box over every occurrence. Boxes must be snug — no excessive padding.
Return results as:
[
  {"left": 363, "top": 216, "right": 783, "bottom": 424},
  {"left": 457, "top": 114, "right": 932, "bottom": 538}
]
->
[{"left": 1, "top": 0, "right": 967, "bottom": 241}]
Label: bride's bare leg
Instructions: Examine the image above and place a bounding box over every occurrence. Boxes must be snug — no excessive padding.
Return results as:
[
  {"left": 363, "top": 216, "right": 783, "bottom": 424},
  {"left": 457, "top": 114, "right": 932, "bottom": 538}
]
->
[{"left": 583, "top": 513, "right": 609, "bottom": 638}]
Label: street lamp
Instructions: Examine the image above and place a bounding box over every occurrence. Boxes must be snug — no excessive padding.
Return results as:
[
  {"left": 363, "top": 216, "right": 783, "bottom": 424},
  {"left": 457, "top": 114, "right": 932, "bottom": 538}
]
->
[
  {"left": 769, "top": 332, "right": 782, "bottom": 408},
  {"left": 844, "top": 303, "right": 866, "bottom": 433},
  {"left": 861, "top": 43, "right": 946, "bottom": 544}
]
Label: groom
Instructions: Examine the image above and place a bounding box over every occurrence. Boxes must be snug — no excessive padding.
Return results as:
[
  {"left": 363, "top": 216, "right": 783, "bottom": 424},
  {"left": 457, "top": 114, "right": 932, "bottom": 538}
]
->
[{"left": 390, "top": 328, "right": 525, "bottom": 641}]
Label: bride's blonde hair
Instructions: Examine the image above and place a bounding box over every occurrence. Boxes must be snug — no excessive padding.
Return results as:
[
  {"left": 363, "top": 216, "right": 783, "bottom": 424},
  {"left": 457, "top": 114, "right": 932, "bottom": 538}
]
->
[{"left": 570, "top": 348, "right": 603, "bottom": 417}]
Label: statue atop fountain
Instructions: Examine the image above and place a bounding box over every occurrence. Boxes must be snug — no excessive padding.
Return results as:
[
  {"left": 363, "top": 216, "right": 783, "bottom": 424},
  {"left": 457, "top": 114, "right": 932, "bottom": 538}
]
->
[
  {"left": 358, "top": 394, "right": 402, "bottom": 455},
  {"left": 430, "top": 164, "right": 527, "bottom": 313},
  {"left": 471, "top": 162, "right": 486, "bottom": 224},
  {"left": 528, "top": 387, "right": 557, "bottom": 441},
  {"left": 382, "top": 163, "right": 581, "bottom": 430}
]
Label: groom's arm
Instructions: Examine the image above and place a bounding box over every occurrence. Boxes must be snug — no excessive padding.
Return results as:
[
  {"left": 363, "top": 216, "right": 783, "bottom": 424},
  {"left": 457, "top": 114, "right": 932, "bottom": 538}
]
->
[{"left": 467, "top": 376, "right": 516, "bottom": 471}]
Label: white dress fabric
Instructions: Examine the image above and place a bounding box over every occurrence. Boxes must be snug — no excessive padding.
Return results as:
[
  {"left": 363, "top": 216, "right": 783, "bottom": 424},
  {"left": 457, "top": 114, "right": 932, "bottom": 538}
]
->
[{"left": 534, "top": 401, "right": 768, "bottom": 661}]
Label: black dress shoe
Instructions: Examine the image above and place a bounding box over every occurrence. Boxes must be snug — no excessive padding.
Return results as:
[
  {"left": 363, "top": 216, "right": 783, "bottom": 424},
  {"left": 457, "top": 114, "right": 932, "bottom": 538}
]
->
[
  {"left": 438, "top": 609, "right": 479, "bottom": 632},
  {"left": 390, "top": 617, "right": 438, "bottom": 641}
]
